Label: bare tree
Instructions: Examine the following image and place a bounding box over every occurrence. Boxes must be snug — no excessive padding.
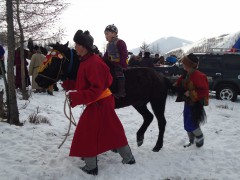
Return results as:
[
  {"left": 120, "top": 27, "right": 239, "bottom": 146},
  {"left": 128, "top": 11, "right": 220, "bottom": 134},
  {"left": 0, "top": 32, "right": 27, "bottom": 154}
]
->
[
  {"left": 12, "top": 0, "right": 68, "bottom": 44},
  {"left": 140, "top": 41, "right": 150, "bottom": 54},
  {"left": 0, "top": 0, "right": 68, "bottom": 99},
  {"left": 6, "top": 0, "right": 21, "bottom": 125},
  {"left": 13, "top": 0, "right": 67, "bottom": 100},
  {"left": 0, "top": 0, "right": 68, "bottom": 124}
]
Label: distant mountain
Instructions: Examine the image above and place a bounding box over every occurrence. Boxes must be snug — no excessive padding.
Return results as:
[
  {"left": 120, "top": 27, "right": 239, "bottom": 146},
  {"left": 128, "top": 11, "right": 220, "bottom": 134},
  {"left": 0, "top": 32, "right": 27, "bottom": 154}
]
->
[
  {"left": 130, "top": 36, "right": 193, "bottom": 55},
  {"left": 129, "top": 31, "right": 240, "bottom": 58}
]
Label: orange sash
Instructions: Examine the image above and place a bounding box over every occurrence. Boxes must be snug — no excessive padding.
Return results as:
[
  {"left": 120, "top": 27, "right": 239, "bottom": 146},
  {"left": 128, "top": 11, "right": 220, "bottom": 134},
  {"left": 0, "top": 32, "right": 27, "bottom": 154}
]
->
[{"left": 87, "top": 88, "right": 112, "bottom": 105}]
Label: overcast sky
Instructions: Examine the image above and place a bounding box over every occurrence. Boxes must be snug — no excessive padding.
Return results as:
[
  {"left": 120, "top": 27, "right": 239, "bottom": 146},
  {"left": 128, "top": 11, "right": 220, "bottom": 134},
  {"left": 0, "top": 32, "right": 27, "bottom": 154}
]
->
[{"left": 60, "top": 0, "right": 240, "bottom": 51}]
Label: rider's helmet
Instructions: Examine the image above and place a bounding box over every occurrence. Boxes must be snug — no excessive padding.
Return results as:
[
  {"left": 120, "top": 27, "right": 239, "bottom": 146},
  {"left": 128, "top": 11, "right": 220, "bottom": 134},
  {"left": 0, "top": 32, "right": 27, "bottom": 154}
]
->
[{"left": 104, "top": 24, "right": 118, "bottom": 34}]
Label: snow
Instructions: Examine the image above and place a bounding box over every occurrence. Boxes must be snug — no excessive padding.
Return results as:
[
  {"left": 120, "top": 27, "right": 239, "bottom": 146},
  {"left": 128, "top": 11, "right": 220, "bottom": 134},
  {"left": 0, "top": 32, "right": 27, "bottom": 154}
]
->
[
  {"left": 1, "top": 32, "right": 240, "bottom": 179},
  {"left": 0, "top": 80, "right": 240, "bottom": 180}
]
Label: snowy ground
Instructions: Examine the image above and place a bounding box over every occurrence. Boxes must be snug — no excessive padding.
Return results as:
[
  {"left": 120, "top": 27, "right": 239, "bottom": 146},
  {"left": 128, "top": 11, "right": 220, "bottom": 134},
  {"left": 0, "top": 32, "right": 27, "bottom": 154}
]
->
[{"left": 0, "top": 81, "right": 240, "bottom": 180}]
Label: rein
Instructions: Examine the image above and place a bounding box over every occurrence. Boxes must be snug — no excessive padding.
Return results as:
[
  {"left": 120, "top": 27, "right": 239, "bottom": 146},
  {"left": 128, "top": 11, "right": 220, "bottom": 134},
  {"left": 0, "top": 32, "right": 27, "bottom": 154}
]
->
[
  {"left": 38, "top": 73, "right": 60, "bottom": 82},
  {"left": 58, "top": 91, "right": 85, "bottom": 149},
  {"left": 58, "top": 92, "right": 77, "bottom": 149}
]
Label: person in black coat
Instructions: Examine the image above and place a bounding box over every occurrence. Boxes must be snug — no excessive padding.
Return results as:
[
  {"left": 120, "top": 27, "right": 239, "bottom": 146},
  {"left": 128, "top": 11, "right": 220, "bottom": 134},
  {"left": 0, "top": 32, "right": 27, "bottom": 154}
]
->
[
  {"left": 128, "top": 55, "right": 140, "bottom": 67},
  {"left": 139, "top": 51, "right": 154, "bottom": 68}
]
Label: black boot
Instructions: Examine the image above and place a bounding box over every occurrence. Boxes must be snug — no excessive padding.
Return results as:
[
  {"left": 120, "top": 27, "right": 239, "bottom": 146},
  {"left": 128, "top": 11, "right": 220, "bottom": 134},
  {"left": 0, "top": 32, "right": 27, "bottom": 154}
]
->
[
  {"left": 125, "top": 156, "right": 136, "bottom": 165},
  {"left": 80, "top": 166, "right": 98, "bottom": 176},
  {"left": 184, "top": 132, "right": 194, "bottom": 148},
  {"left": 195, "top": 134, "right": 204, "bottom": 147},
  {"left": 183, "top": 140, "right": 194, "bottom": 148},
  {"left": 81, "top": 157, "right": 98, "bottom": 175},
  {"left": 114, "top": 78, "right": 126, "bottom": 98}
]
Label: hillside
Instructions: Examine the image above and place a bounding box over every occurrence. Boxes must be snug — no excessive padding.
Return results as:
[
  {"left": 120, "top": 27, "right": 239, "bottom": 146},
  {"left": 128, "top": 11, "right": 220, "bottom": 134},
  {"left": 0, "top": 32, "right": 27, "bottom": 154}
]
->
[{"left": 168, "top": 31, "right": 240, "bottom": 57}]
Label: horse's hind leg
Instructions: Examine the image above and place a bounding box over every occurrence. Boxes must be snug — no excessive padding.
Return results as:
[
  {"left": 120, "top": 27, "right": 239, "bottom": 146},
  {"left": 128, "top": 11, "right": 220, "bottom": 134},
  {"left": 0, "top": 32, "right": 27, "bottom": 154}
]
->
[
  {"left": 150, "top": 97, "right": 167, "bottom": 152},
  {"left": 133, "top": 104, "right": 154, "bottom": 147}
]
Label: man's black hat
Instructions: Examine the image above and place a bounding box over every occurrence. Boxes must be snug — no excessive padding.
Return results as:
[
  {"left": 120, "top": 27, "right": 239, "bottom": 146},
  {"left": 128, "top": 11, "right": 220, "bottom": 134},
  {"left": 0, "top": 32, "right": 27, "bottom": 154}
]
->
[{"left": 73, "top": 30, "right": 94, "bottom": 51}]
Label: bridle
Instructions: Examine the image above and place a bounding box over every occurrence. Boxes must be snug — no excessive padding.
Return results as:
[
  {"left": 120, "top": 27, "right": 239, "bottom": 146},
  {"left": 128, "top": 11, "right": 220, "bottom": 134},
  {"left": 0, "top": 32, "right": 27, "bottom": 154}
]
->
[{"left": 37, "top": 49, "right": 69, "bottom": 82}]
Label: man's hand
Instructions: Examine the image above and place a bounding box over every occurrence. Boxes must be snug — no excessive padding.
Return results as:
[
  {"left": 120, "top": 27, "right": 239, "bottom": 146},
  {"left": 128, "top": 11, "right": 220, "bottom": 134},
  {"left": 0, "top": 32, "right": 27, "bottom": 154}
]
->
[
  {"left": 67, "top": 91, "right": 79, "bottom": 108},
  {"left": 184, "top": 91, "right": 190, "bottom": 97}
]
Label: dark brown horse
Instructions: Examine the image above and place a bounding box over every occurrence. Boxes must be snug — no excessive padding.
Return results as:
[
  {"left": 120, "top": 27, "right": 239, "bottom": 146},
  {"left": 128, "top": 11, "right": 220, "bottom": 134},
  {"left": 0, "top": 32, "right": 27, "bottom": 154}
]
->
[{"left": 35, "top": 42, "right": 174, "bottom": 152}]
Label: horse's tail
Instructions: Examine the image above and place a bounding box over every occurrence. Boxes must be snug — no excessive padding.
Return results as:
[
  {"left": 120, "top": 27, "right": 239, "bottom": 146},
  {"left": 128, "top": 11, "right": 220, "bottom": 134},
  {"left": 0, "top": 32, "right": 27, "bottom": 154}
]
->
[{"left": 163, "top": 77, "right": 176, "bottom": 95}]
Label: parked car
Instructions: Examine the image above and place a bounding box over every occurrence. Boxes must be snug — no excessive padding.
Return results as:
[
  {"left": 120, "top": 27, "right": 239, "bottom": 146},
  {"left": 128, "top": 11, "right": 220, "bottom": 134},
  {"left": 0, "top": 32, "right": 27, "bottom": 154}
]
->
[{"left": 155, "top": 52, "right": 240, "bottom": 101}]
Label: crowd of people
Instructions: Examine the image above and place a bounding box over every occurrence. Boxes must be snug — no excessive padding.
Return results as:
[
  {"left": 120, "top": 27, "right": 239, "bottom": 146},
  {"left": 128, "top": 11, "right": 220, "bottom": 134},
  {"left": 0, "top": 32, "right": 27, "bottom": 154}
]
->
[
  {"left": 0, "top": 24, "right": 209, "bottom": 176},
  {"left": 0, "top": 44, "right": 57, "bottom": 95},
  {"left": 128, "top": 51, "right": 178, "bottom": 68}
]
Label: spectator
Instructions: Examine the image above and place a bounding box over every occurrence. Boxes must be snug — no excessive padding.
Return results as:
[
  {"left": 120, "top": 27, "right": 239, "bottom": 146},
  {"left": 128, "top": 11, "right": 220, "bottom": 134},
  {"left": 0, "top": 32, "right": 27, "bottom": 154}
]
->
[
  {"left": 165, "top": 55, "right": 177, "bottom": 65},
  {"left": 139, "top": 51, "right": 154, "bottom": 68},
  {"left": 138, "top": 51, "right": 143, "bottom": 59},
  {"left": 173, "top": 53, "right": 209, "bottom": 148},
  {"left": 153, "top": 53, "right": 160, "bottom": 64},
  {"left": 154, "top": 54, "right": 165, "bottom": 67},
  {"left": 0, "top": 45, "right": 4, "bottom": 60},
  {"left": 159, "top": 56, "right": 165, "bottom": 65},
  {"left": 14, "top": 47, "right": 31, "bottom": 90},
  {"left": 29, "top": 45, "right": 46, "bottom": 93},
  {"left": 0, "top": 45, "right": 5, "bottom": 75},
  {"left": 128, "top": 55, "right": 140, "bottom": 67}
]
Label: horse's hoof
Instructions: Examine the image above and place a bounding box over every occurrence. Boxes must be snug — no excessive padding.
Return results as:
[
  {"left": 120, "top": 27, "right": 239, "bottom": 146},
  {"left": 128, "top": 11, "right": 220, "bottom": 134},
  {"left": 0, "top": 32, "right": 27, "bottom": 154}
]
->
[
  {"left": 136, "top": 134, "right": 144, "bottom": 147},
  {"left": 137, "top": 140, "right": 143, "bottom": 147},
  {"left": 152, "top": 145, "right": 162, "bottom": 152}
]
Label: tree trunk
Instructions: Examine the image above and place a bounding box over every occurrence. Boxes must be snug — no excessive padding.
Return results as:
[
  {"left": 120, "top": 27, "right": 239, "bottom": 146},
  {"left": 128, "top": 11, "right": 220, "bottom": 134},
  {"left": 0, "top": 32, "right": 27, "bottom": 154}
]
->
[
  {"left": 6, "top": 0, "right": 21, "bottom": 125},
  {"left": 16, "top": 0, "right": 29, "bottom": 100}
]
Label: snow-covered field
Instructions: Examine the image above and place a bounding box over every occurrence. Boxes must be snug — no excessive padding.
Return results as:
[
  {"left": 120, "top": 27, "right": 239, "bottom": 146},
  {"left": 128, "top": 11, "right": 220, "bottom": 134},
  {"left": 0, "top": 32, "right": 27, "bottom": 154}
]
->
[{"left": 0, "top": 82, "right": 240, "bottom": 180}]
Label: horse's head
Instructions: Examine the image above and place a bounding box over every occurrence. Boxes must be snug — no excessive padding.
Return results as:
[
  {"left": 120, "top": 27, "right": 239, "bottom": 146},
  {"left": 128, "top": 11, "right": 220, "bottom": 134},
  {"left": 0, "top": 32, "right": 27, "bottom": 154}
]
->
[
  {"left": 35, "top": 42, "right": 79, "bottom": 88},
  {"left": 49, "top": 42, "right": 70, "bottom": 54},
  {"left": 40, "top": 46, "right": 48, "bottom": 56}
]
